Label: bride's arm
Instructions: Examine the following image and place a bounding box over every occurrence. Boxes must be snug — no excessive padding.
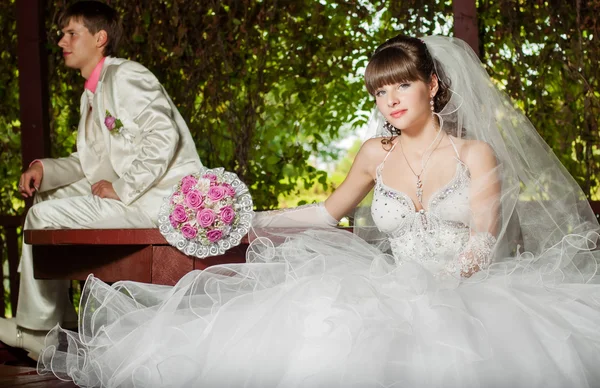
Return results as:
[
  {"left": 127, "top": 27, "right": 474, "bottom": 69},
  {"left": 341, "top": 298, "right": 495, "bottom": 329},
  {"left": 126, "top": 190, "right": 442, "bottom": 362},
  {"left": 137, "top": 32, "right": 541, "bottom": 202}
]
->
[
  {"left": 253, "top": 139, "right": 380, "bottom": 228},
  {"left": 324, "top": 140, "right": 380, "bottom": 220},
  {"left": 453, "top": 141, "right": 501, "bottom": 277}
]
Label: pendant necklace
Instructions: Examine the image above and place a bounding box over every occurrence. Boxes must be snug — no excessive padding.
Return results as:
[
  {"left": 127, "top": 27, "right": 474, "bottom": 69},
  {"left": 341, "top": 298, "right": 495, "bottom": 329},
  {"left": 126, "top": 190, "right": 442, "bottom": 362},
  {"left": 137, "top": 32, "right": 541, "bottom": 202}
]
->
[{"left": 398, "top": 128, "right": 444, "bottom": 206}]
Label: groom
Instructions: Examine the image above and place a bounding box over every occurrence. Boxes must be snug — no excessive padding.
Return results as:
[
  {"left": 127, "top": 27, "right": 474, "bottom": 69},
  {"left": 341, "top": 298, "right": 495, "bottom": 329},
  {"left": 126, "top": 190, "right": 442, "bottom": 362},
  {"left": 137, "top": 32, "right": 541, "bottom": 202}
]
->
[{"left": 0, "top": 1, "right": 202, "bottom": 358}]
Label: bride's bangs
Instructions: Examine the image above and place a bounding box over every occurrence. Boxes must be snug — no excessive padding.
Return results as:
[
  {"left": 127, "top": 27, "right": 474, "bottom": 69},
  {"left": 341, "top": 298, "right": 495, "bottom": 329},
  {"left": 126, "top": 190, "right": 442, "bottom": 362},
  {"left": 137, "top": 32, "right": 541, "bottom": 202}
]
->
[{"left": 365, "top": 48, "right": 423, "bottom": 96}]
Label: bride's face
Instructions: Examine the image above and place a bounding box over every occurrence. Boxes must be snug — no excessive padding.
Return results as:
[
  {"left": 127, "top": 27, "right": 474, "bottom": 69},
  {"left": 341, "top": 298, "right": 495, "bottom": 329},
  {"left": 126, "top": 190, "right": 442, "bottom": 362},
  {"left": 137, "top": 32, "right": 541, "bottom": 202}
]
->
[{"left": 374, "top": 79, "right": 434, "bottom": 132}]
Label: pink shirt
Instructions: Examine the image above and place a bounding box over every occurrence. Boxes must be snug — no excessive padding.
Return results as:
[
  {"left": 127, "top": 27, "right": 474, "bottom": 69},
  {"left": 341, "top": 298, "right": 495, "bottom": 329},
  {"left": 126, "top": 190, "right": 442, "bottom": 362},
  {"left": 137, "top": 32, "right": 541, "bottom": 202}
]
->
[{"left": 84, "top": 56, "right": 106, "bottom": 93}]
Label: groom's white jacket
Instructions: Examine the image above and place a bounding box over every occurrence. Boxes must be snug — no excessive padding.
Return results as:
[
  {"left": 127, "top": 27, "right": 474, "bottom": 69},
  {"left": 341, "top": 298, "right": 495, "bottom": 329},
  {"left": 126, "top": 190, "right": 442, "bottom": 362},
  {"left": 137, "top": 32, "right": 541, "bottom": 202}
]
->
[{"left": 38, "top": 57, "right": 202, "bottom": 218}]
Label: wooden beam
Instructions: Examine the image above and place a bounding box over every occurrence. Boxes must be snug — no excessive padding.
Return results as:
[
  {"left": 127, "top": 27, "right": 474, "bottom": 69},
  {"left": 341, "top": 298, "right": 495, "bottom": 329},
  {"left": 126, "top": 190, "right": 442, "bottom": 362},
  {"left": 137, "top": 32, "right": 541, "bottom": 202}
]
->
[
  {"left": 453, "top": 0, "right": 480, "bottom": 57},
  {"left": 16, "top": 0, "right": 50, "bottom": 170}
]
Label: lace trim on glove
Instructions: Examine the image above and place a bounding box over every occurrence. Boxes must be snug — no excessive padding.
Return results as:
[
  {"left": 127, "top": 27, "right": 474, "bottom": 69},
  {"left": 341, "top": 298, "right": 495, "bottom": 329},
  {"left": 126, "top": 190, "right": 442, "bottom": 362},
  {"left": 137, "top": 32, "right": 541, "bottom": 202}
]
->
[{"left": 445, "top": 232, "right": 497, "bottom": 277}]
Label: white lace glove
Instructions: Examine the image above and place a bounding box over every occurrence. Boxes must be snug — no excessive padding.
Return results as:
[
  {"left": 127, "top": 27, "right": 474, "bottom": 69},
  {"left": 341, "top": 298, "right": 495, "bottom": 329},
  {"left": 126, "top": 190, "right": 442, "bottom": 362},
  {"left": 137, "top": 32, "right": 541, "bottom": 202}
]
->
[
  {"left": 445, "top": 232, "right": 497, "bottom": 278},
  {"left": 252, "top": 203, "right": 339, "bottom": 228}
]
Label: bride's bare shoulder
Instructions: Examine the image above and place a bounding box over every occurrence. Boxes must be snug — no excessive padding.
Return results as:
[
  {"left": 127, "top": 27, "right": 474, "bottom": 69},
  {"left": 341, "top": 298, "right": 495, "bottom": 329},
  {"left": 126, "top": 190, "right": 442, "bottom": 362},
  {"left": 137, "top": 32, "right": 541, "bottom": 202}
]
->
[
  {"left": 354, "top": 137, "right": 394, "bottom": 170},
  {"left": 455, "top": 138, "right": 497, "bottom": 169},
  {"left": 358, "top": 137, "right": 393, "bottom": 157}
]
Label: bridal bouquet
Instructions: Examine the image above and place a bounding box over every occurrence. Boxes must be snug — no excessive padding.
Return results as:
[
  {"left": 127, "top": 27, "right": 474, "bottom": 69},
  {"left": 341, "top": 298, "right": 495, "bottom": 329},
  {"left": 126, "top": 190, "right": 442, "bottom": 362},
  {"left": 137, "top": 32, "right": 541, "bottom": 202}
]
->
[{"left": 158, "top": 167, "right": 254, "bottom": 258}]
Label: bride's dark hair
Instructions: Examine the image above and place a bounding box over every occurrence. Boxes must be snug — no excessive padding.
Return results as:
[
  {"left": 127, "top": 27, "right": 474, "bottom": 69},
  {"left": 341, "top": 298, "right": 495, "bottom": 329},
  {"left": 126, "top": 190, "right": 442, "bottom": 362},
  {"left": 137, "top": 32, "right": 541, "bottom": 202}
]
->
[
  {"left": 365, "top": 35, "right": 452, "bottom": 144},
  {"left": 365, "top": 35, "right": 451, "bottom": 112}
]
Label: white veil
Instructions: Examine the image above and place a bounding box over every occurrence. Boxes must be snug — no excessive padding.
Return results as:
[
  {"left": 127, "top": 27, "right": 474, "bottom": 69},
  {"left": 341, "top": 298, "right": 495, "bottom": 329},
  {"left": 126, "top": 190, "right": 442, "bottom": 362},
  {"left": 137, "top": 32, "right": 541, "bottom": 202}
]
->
[{"left": 354, "top": 35, "right": 599, "bottom": 283}]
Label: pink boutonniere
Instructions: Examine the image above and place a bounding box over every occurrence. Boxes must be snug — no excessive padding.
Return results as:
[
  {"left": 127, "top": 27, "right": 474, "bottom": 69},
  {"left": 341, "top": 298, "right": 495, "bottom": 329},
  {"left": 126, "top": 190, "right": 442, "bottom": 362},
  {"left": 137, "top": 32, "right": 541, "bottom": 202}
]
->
[{"left": 104, "top": 110, "right": 124, "bottom": 134}]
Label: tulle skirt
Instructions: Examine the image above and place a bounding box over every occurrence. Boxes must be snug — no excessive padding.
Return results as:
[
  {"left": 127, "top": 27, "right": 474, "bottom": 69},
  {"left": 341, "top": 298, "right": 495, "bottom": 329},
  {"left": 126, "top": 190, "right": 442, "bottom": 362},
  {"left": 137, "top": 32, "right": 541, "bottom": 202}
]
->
[{"left": 38, "top": 229, "right": 600, "bottom": 388}]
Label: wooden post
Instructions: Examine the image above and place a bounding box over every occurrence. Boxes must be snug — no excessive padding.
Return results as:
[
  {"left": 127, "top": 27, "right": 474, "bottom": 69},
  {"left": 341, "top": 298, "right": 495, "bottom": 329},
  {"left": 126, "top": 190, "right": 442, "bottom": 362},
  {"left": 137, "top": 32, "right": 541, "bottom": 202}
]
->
[
  {"left": 0, "top": 216, "right": 24, "bottom": 317},
  {"left": 14, "top": 0, "right": 49, "bottom": 313},
  {"left": 17, "top": 0, "right": 50, "bottom": 170},
  {"left": 453, "top": 0, "right": 480, "bottom": 57}
]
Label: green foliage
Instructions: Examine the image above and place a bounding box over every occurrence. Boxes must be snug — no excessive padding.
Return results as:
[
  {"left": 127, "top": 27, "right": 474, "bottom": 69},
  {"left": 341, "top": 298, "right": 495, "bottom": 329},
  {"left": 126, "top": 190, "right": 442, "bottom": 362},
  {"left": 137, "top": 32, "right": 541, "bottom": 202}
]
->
[
  {"left": 1, "top": 1, "right": 596, "bottom": 210},
  {"left": 0, "top": 0, "right": 596, "bottom": 214},
  {"left": 479, "top": 0, "right": 600, "bottom": 199},
  {"left": 0, "top": 0, "right": 21, "bottom": 316},
  {"left": 0, "top": 0, "right": 22, "bottom": 217}
]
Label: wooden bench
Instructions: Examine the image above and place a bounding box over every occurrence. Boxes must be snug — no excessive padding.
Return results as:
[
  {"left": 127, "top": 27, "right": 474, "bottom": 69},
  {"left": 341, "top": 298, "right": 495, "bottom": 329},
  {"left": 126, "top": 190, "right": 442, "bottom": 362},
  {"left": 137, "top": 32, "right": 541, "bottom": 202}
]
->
[
  {"left": 23, "top": 201, "right": 600, "bottom": 288},
  {"left": 24, "top": 229, "right": 248, "bottom": 286}
]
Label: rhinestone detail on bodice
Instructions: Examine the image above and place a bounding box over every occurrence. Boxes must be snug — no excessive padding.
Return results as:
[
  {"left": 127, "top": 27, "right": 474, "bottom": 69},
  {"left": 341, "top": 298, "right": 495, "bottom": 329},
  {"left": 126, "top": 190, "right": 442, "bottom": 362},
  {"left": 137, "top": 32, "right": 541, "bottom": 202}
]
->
[{"left": 372, "top": 160, "right": 471, "bottom": 272}]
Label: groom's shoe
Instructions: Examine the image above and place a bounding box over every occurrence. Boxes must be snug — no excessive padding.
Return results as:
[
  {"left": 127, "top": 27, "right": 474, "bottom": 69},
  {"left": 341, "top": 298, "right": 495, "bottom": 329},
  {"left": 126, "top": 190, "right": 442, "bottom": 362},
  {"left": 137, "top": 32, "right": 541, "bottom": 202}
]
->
[{"left": 0, "top": 317, "right": 47, "bottom": 361}]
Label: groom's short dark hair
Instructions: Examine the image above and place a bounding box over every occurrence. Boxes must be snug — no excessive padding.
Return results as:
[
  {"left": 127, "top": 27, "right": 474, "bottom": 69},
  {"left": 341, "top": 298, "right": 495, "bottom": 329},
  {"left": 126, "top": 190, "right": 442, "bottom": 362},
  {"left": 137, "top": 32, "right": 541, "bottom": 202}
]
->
[{"left": 59, "top": 1, "right": 123, "bottom": 57}]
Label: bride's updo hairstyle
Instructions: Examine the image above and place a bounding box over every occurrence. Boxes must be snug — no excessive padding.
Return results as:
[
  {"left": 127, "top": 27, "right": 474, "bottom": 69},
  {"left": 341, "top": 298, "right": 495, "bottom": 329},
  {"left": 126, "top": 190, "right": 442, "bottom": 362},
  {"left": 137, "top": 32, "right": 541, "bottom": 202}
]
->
[{"left": 365, "top": 35, "right": 451, "bottom": 117}]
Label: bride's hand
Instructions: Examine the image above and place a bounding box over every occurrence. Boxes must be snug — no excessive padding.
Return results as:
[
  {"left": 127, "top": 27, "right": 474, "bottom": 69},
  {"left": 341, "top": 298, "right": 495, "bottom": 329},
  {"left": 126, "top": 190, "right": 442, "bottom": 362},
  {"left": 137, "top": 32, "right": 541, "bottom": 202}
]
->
[
  {"left": 447, "top": 232, "right": 496, "bottom": 278},
  {"left": 458, "top": 251, "right": 482, "bottom": 278}
]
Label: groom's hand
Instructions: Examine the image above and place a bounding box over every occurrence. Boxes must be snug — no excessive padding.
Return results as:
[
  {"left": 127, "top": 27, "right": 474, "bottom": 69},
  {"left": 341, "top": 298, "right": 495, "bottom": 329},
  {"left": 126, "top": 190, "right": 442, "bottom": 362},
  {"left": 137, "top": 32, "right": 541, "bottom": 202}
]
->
[
  {"left": 92, "top": 180, "right": 121, "bottom": 201},
  {"left": 18, "top": 163, "right": 44, "bottom": 198}
]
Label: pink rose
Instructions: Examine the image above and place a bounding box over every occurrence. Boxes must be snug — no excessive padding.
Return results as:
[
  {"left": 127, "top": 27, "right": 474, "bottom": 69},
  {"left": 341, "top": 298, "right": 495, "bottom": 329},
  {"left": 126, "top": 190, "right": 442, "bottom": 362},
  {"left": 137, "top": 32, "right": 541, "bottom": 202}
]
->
[
  {"left": 181, "top": 179, "right": 196, "bottom": 195},
  {"left": 220, "top": 205, "right": 236, "bottom": 224},
  {"left": 181, "top": 223, "right": 198, "bottom": 240},
  {"left": 171, "top": 204, "right": 188, "bottom": 223},
  {"left": 197, "top": 208, "right": 216, "bottom": 228},
  {"left": 104, "top": 116, "right": 116, "bottom": 131},
  {"left": 183, "top": 174, "right": 197, "bottom": 182},
  {"left": 185, "top": 190, "right": 204, "bottom": 209},
  {"left": 222, "top": 183, "right": 236, "bottom": 198},
  {"left": 169, "top": 214, "right": 180, "bottom": 228},
  {"left": 202, "top": 173, "right": 218, "bottom": 183},
  {"left": 182, "top": 175, "right": 198, "bottom": 186},
  {"left": 207, "top": 186, "right": 227, "bottom": 202},
  {"left": 206, "top": 229, "right": 223, "bottom": 243}
]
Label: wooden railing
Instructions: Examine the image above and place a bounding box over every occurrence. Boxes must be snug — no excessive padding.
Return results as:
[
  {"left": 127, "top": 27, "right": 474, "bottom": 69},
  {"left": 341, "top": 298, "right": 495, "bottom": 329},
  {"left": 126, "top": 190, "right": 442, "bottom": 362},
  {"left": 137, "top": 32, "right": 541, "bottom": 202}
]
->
[{"left": 0, "top": 215, "right": 22, "bottom": 318}]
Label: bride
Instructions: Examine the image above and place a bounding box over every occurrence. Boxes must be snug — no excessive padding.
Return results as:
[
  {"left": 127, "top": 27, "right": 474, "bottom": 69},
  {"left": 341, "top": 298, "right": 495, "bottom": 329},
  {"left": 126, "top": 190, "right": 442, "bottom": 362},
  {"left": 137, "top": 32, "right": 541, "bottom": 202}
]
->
[{"left": 39, "top": 35, "right": 600, "bottom": 388}]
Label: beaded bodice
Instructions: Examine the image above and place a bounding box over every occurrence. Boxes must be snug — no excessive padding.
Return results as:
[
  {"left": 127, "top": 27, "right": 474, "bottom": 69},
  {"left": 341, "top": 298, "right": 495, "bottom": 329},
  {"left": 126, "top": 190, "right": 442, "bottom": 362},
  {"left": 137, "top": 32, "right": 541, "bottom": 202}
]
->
[{"left": 371, "top": 141, "right": 471, "bottom": 272}]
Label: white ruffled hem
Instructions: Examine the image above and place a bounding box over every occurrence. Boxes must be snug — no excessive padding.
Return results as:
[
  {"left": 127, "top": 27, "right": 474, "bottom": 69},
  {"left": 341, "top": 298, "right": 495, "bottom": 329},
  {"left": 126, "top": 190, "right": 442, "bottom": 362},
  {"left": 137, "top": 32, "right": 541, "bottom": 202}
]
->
[{"left": 38, "top": 229, "right": 600, "bottom": 388}]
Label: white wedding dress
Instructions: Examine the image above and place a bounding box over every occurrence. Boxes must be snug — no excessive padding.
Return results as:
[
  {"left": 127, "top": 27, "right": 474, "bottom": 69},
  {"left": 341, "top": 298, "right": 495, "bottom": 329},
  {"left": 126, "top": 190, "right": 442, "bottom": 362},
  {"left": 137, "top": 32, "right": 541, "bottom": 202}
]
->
[{"left": 39, "top": 140, "right": 600, "bottom": 388}]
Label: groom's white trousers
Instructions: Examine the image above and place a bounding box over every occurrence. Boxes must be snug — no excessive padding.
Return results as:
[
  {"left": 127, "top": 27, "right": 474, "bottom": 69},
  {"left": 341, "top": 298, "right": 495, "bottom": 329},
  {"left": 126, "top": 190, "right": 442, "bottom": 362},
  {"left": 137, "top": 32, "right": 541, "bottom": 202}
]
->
[{"left": 16, "top": 178, "right": 155, "bottom": 330}]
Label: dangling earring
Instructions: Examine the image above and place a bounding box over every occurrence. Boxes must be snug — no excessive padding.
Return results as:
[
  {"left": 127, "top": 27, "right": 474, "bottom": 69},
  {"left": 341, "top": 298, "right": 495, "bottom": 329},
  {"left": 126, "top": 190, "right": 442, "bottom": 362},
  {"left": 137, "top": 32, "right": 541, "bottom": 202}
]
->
[
  {"left": 383, "top": 120, "right": 398, "bottom": 135},
  {"left": 430, "top": 97, "right": 435, "bottom": 117}
]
